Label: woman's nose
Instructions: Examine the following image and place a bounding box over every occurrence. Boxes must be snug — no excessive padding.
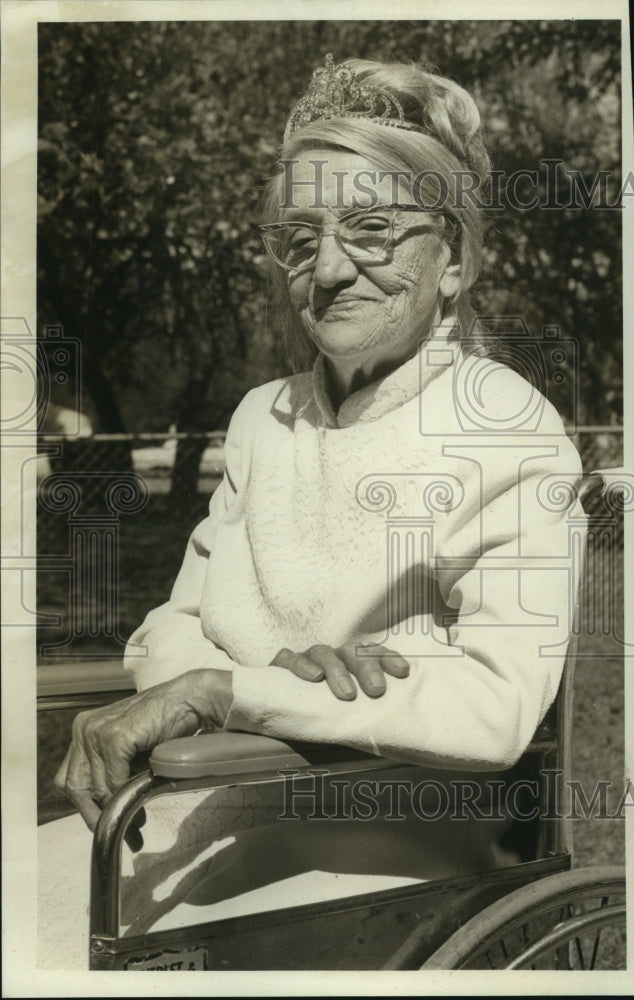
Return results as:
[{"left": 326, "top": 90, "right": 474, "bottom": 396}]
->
[{"left": 312, "top": 232, "right": 359, "bottom": 287}]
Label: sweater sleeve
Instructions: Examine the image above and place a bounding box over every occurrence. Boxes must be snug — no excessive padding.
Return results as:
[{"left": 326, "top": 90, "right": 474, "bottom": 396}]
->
[
  {"left": 123, "top": 391, "right": 257, "bottom": 692},
  {"left": 225, "top": 403, "right": 586, "bottom": 772}
]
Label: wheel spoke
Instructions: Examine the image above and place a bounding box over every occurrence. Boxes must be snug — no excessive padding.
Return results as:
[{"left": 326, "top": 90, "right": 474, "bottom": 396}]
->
[
  {"left": 574, "top": 931, "right": 586, "bottom": 970},
  {"left": 589, "top": 896, "right": 610, "bottom": 969},
  {"left": 505, "top": 905, "right": 626, "bottom": 969},
  {"left": 589, "top": 929, "right": 602, "bottom": 970},
  {"left": 421, "top": 867, "right": 627, "bottom": 972},
  {"left": 555, "top": 943, "right": 569, "bottom": 970}
]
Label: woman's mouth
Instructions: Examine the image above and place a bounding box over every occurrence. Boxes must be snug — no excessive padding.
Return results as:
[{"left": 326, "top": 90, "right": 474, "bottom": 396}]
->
[{"left": 314, "top": 295, "right": 378, "bottom": 320}]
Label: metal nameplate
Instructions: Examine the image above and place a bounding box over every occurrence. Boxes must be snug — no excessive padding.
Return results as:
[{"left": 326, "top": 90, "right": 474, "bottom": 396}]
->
[{"left": 125, "top": 944, "right": 208, "bottom": 971}]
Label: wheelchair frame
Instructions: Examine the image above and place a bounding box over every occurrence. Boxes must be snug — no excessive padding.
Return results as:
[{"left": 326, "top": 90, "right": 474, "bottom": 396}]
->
[{"left": 88, "top": 710, "right": 574, "bottom": 971}]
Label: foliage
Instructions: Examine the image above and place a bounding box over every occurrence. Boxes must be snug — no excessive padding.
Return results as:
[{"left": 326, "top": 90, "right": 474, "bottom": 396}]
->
[{"left": 37, "top": 18, "right": 622, "bottom": 453}]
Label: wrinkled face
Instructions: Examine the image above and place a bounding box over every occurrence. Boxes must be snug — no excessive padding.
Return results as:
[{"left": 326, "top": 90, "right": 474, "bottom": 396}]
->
[{"left": 279, "top": 149, "right": 459, "bottom": 375}]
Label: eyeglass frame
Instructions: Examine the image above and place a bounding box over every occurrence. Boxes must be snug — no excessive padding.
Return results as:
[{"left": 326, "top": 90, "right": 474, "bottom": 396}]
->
[{"left": 256, "top": 205, "right": 461, "bottom": 273}]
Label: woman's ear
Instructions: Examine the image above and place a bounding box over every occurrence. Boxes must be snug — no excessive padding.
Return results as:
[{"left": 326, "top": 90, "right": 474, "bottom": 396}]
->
[{"left": 439, "top": 262, "right": 461, "bottom": 299}]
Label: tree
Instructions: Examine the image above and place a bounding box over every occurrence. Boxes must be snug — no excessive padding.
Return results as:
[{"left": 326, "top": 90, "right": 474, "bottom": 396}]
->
[{"left": 37, "top": 18, "right": 622, "bottom": 472}]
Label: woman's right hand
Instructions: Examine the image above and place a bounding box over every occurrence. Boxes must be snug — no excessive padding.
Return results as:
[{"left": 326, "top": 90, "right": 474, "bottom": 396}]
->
[
  {"left": 53, "top": 669, "right": 233, "bottom": 834},
  {"left": 271, "top": 643, "right": 410, "bottom": 701}
]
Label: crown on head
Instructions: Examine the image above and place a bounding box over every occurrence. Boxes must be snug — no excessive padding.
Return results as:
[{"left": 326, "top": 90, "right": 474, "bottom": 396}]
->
[{"left": 285, "top": 53, "right": 423, "bottom": 137}]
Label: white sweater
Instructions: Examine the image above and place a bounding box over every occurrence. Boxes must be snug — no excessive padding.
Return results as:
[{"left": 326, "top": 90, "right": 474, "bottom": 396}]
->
[{"left": 125, "top": 331, "right": 585, "bottom": 773}]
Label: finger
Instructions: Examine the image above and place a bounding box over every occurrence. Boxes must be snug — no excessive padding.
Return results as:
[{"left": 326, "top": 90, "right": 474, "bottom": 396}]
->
[
  {"left": 54, "top": 746, "right": 99, "bottom": 828},
  {"left": 271, "top": 647, "right": 294, "bottom": 667},
  {"left": 54, "top": 732, "right": 102, "bottom": 829},
  {"left": 124, "top": 822, "right": 144, "bottom": 853},
  {"left": 64, "top": 780, "right": 103, "bottom": 832},
  {"left": 124, "top": 807, "right": 147, "bottom": 853},
  {"left": 81, "top": 706, "right": 139, "bottom": 794},
  {"left": 378, "top": 650, "right": 411, "bottom": 678},
  {"left": 287, "top": 653, "right": 325, "bottom": 682},
  {"left": 64, "top": 738, "right": 144, "bottom": 846},
  {"left": 78, "top": 747, "right": 136, "bottom": 835},
  {"left": 78, "top": 776, "right": 112, "bottom": 830},
  {"left": 89, "top": 747, "right": 115, "bottom": 804},
  {"left": 102, "top": 741, "right": 145, "bottom": 850},
  {"left": 338, "top": 648, "right": 387, "bottom": 698},
  {"left": 76, "top": 795, "right": 104, "bottom": 832},
  {"left": 305, "top": 645, "right": 357, "bottom": 700},
  {"left": 101, "top": 737, "right": 134, "bottom": 795},
  {"left": 67, "top": 715, "right": 118, "bottom": 823},
  {"left": 53, "top": 746, "right": 71, "bottom": 793},
  {"left": 272, "top": 648, "right": 324, "bottom": 681},
  {"left": 351, "top": 644, "right": 410, "bottom": 678}
]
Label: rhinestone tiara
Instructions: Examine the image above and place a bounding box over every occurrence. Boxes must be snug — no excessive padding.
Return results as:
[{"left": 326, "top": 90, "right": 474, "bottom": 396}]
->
[{"left": 285, "top": 53, "right": 424, "bottom": 137}]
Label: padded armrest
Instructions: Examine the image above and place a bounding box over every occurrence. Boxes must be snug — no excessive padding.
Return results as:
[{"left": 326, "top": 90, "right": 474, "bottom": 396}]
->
[
  {"left": 150, "top": 732, "right": 313, "bottom": 778},
  {"left": 150, "top": 731, "right": 396, "bottom": 780},
  {"left": 150, "top": 721, "right": 563, "bottom": 782}
]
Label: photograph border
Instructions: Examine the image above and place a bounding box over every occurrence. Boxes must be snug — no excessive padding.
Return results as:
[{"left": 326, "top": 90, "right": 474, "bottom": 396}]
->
[{"left": 2, "top": 0, "right": 632, "bottom": 995}]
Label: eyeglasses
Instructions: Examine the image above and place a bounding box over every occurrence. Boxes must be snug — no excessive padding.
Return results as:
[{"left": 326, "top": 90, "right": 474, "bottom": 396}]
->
[{"left": 258, "top": 206, "right": 457, "bottom": 273}]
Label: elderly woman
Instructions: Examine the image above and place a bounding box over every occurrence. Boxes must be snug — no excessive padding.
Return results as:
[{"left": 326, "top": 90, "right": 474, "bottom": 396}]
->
[{"left": 42, "top": 55, "right": 584, "bottom": 963}]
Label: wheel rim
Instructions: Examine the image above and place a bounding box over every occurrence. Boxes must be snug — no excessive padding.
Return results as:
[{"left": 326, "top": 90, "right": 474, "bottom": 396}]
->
[
  {"left": 506, "top": 903, "right": 626, "bottom": 970},
  {"left": 422, "top": 865, "right": 626, "bottom": 970}
]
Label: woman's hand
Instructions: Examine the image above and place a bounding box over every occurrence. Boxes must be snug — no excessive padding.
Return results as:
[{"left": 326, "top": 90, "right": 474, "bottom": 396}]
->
[
  {"left": 271, "top": 643, "right": 409, "bottom": 700},
  {"left": 54, "top": 669, "right": 233, "bottom": 833}
]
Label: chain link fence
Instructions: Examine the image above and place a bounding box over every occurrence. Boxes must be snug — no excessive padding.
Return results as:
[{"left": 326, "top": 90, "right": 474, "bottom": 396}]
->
[{"left": 36, "top": 432, "right": 224, "bottom": 659}]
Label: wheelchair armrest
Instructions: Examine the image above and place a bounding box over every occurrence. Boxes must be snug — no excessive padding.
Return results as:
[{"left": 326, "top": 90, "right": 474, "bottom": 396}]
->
[
  {"left": 150, "top": 720, "right": 565, "bottom": 783},
  {"left": 149, "top": 731, "right": 396, "bottom": 780},
  {"left": 150, "top": 732, "right": 312, "bottom": 778}
]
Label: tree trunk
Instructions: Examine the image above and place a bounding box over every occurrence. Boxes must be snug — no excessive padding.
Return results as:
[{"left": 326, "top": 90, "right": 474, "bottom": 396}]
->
[{"left": 170, "top": 436, "right": 208, "bottom": 502}]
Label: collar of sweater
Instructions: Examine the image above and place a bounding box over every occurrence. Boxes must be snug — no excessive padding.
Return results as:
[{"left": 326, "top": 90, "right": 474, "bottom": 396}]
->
[{"left": 310, "top": 317, "right": 460, "bottom": 429}]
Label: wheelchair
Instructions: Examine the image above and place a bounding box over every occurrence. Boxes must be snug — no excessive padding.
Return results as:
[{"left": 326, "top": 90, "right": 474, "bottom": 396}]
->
[{"left": 42, "top": 468, "right": 629, "bottom": 971}]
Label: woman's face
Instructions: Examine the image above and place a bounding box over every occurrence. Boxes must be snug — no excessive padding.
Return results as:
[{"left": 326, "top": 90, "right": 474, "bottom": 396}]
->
[{"left": 281, "top": 149, "right": 460, "bottom": 382}]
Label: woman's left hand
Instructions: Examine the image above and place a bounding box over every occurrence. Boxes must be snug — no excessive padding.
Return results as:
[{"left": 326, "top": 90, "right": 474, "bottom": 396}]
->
[{"left": 271, "top": 643, "right": 410, "bottom": 700}]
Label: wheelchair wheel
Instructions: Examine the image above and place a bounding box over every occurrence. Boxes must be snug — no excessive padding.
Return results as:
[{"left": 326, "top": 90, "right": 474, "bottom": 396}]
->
[{"left": 421, "top": 864, "right": 626, "bottom": 970}]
